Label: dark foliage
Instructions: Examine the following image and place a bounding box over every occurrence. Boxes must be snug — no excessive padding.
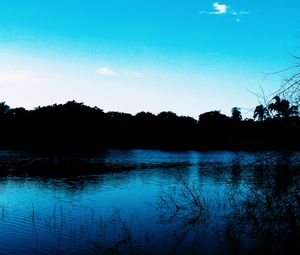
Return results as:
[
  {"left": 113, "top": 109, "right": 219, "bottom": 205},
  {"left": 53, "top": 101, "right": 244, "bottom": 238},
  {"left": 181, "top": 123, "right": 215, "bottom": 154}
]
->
[{"left": 0, "top": 98, "right": 300, "bottom": 151}]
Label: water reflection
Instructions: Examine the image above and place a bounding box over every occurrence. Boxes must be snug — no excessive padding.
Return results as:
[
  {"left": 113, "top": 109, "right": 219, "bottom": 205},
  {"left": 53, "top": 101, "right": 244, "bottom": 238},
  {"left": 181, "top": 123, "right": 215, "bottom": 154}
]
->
[
  {"left": 157, "top": 152, "right": 300, "bottom": 254},
  {"left": 0, "top": 150, "right": 299, "bottom": 254}
]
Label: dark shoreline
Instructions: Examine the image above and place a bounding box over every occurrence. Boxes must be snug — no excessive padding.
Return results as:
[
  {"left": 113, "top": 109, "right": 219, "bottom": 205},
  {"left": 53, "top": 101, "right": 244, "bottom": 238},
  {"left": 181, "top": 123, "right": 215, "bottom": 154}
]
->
[{"left": 0, "top": 100, "right": 300, "bottom": 152}]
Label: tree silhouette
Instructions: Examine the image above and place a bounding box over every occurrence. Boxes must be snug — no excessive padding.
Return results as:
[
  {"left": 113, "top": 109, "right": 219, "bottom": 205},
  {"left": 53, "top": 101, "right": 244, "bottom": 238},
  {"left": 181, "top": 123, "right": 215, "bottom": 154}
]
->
[
  {"left": 231, "top": 107, "right": 242, "bottom": 121},
  {"left": 0, "top": 99, "right": 298, "bottom": 150},
  {"left": 0, "top": 102, "right": 10, "bottom": 115},
  {"left": 135, "top": 112, "right": 156, "bottom": 120},
  {"left": 268, "top": 96, "right": 298, "bottom": 118},
  {"left": 253, "top": 104, "right": 268, "bottom": 122},
  {"left": 157, "top": 111, "right": 178, "bottom": 120},
  {"left": 199, "top": 111, "right": 229, "bottom": 125}
]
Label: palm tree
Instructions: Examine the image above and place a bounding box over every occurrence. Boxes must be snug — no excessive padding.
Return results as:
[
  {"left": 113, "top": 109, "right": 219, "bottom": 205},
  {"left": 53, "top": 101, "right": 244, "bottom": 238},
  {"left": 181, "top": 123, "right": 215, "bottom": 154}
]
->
[
  {"left": 253, "top": 104, "right": 268, "bottom": 122},
  {"left": 268, "top": 96, "right": 298, "bottom": 118},
  {"left": 268, "top": 96, "right": 281, "bottom": 117}
]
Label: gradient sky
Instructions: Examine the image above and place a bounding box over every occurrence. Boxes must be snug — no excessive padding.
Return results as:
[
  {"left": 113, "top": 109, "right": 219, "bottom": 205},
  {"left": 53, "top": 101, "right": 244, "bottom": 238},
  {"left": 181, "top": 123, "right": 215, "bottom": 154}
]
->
[{"left": 0, "top": 0, "right": 300, "bottom": 118}]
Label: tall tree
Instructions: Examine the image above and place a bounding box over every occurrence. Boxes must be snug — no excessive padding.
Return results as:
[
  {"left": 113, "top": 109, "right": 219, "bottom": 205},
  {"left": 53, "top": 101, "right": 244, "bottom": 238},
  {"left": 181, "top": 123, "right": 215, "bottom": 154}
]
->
[
  {"left": 231, "top": 107, "right": 242, "bottom": 121},
  {"left": 253, "top": 104, "right": 268, "bottom": 122},
  {"left": 268, "top": 96, "right": 298, "bottom": 118}
]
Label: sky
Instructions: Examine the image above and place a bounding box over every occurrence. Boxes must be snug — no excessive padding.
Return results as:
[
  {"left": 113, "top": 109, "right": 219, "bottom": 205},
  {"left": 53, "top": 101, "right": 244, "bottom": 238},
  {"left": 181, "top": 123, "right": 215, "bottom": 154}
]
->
[{"left": 0, "top": 0, "right": 300, "bottom": 118}]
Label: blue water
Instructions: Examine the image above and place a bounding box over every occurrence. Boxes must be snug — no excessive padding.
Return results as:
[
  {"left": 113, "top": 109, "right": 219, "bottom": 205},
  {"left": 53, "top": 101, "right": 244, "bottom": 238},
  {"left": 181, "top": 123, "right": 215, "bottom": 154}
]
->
[{"left": 0, "top": 150, "right": 297, "bottom": 254}]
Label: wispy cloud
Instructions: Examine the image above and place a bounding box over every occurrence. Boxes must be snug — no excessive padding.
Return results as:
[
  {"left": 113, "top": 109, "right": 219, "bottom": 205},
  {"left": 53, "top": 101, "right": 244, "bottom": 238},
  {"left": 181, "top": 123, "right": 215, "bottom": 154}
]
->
[
  {"left": 199, "top": 2, "right": 250, "bottom": 22},
  {"left": 206, "top": 52, "right": 220, "bottom": 56},
  {"left": 96, "top": 67, "right": 141, "bottom": 77},
  {"left": 96, "top": 67, "right": 116, "bottom": 76},
  {"left": 0, "top": 70, "right": 43, "bottom": 83},
  {"left": 231, "top": 10, "right": 251, "bottom": 16}
]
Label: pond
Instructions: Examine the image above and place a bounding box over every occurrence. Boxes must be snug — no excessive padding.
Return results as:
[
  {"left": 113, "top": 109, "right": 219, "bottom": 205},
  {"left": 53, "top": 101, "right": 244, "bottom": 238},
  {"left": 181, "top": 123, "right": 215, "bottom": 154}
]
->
[{"left": 0, "top": 150, "right": 299, "bottom": 254}]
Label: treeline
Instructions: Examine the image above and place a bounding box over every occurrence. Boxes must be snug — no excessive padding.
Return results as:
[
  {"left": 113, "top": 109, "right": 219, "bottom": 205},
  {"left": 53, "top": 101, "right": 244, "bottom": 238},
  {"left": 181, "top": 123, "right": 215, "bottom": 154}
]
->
[{"left": 0, "top": 96, "right": 300, "bottom": 151}]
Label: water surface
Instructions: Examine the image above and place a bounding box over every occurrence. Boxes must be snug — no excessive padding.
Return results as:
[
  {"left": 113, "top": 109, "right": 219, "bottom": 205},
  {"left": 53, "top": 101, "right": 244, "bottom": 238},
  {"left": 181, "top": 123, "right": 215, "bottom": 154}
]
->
[{"left": 0, "top": 150, "right": 299, "bottom": 254}]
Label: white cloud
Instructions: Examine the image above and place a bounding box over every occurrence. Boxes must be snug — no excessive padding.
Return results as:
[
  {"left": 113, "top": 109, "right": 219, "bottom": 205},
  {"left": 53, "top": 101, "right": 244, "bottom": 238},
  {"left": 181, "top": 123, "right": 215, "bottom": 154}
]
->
[
  {"left": 0, "top": 70, "right": 43, "bottom": 83},
  {"left": 199, "top": 3, "right": 250, "bottom": 21},
  {"left": 210, "top": 2, "right": 228, "bottom": 15},
  {"left": 96, "top": 67, "right": 140, "bottom": 77},
  {"left": 96, "top": 67, "right": 116, "bottom": 76}
]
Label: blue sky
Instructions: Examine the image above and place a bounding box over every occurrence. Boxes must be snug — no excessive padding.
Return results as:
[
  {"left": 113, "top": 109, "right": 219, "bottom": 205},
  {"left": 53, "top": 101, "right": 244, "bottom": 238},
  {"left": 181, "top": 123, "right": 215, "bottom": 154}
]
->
[{"left": 0, "top": 0, "right": 299, "bottom": 117}]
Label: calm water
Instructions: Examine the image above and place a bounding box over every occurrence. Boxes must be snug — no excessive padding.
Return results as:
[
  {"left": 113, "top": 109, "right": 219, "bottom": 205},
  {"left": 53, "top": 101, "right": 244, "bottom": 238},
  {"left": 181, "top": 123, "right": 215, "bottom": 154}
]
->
[{"left": 0, "top": 150, "right": 299, "bottom": 254}]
